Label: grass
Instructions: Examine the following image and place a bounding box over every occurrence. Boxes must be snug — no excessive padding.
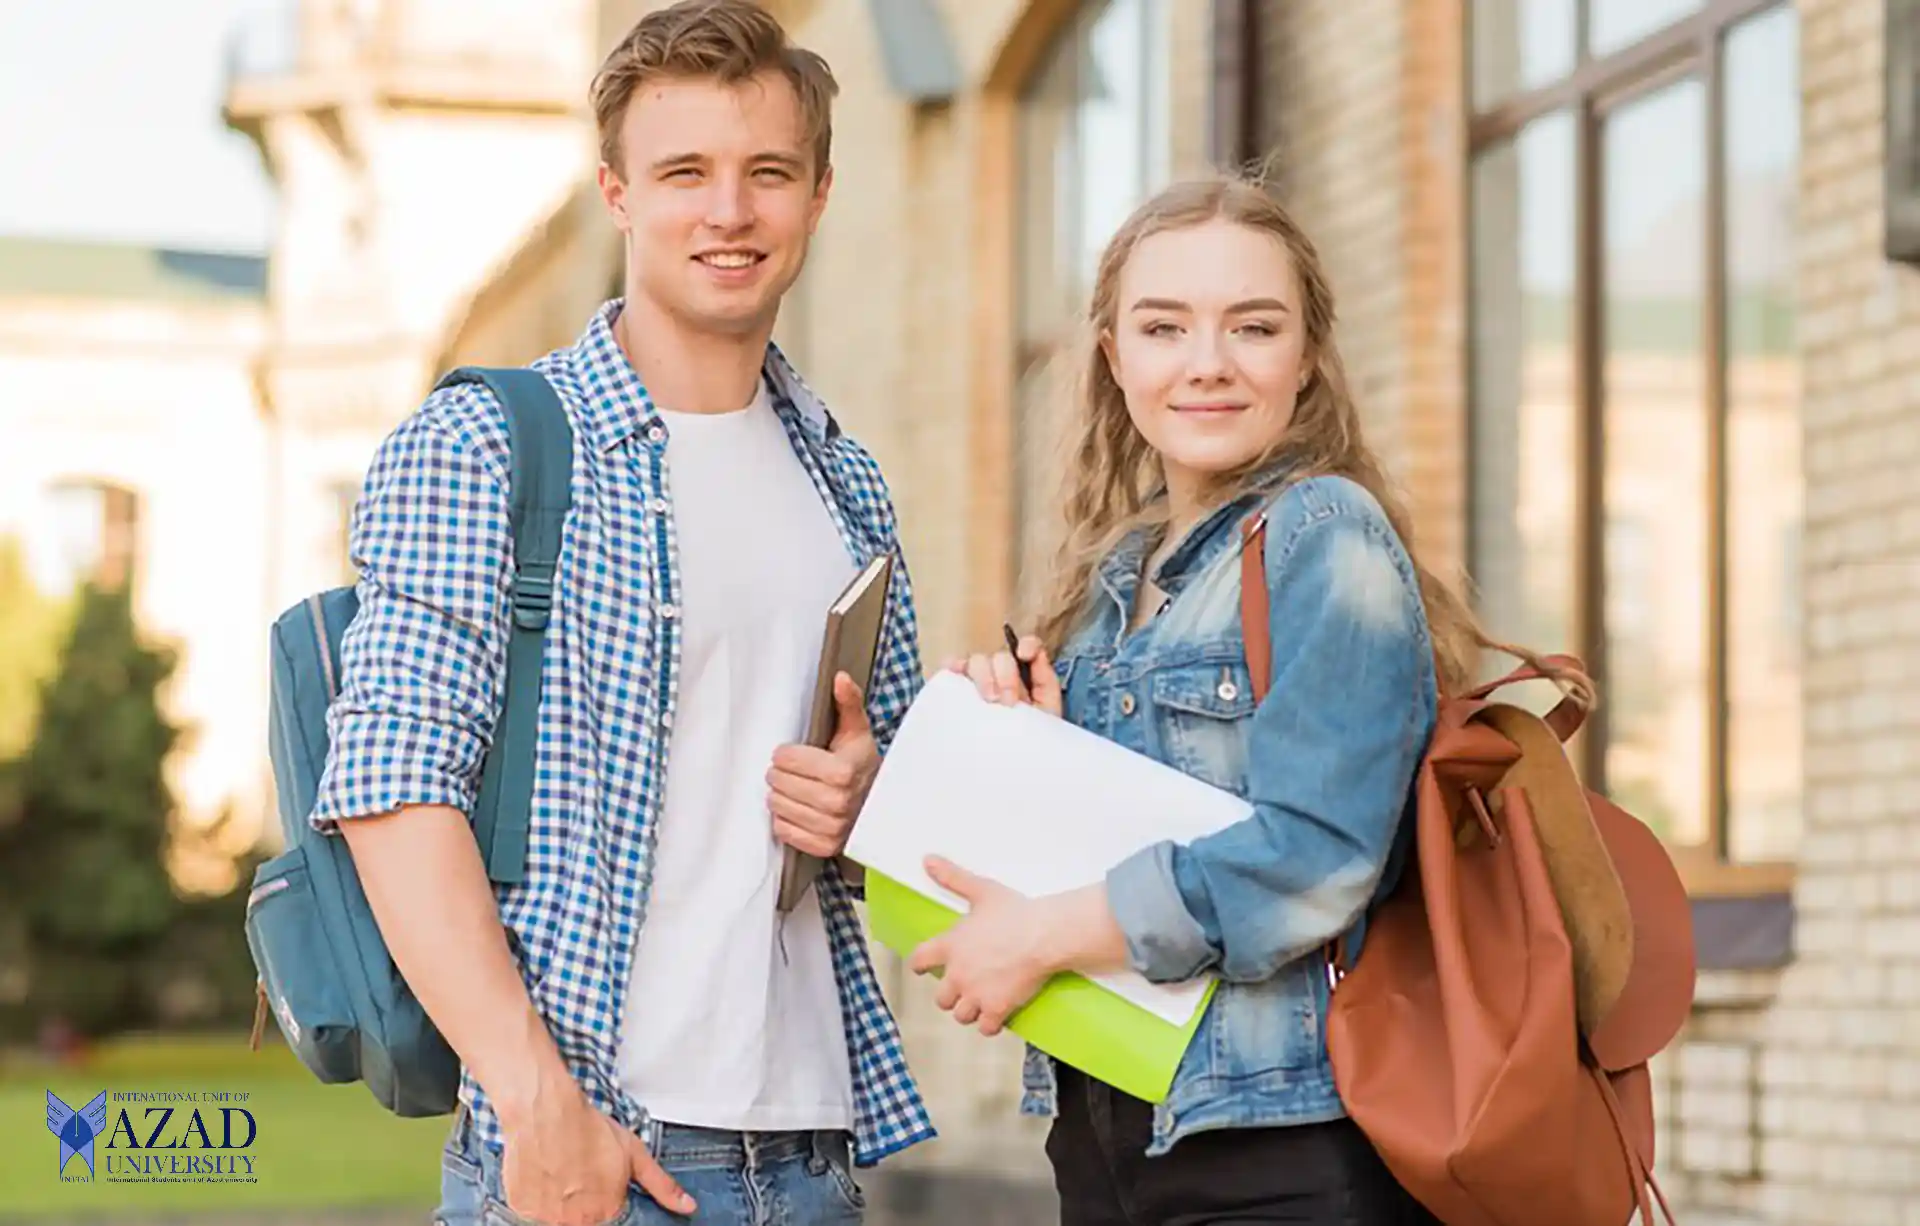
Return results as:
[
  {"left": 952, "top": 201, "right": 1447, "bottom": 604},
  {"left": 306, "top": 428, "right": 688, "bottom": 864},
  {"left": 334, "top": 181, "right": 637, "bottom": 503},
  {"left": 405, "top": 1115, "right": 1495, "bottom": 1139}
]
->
[{"left": 1, "top": 1031, "right": 449, "bottom": 1217}]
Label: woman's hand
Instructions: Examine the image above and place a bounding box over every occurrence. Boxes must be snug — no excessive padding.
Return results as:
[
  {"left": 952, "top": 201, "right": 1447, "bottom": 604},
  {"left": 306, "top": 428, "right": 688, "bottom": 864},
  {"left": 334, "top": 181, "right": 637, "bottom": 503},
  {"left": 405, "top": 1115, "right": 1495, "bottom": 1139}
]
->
[
  {"left": 907, "top": 856, "right": 1130, "bottom": 1036},
  {"left": 942, "top": 634, "right": 1064, "bottom": 718}
]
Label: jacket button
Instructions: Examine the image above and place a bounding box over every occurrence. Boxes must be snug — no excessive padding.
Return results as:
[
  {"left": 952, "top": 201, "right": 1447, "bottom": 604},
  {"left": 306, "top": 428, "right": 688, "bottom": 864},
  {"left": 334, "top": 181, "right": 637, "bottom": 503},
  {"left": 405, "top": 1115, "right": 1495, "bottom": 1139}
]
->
[
  {"left": 1119, "top": 692, "right": 1136, "bottom": 716},
  {"left": 1217, "top": 680, "right": 1239, "bottom": 701}
]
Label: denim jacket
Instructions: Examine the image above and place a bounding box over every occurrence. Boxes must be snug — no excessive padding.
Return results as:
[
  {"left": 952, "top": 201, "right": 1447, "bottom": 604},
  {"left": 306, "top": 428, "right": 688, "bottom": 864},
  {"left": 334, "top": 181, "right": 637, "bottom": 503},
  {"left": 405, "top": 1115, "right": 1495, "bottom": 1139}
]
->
[{"left": 1018, "top": 473, "right": 1439, "bottom": 1155}]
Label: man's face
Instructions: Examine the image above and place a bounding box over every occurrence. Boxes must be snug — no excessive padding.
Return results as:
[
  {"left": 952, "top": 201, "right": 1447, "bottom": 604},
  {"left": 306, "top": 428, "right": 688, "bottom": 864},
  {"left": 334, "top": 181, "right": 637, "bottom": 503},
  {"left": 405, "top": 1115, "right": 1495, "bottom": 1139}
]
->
[{"left": 599, "top": 69, "right": 829, "bottom": 338}]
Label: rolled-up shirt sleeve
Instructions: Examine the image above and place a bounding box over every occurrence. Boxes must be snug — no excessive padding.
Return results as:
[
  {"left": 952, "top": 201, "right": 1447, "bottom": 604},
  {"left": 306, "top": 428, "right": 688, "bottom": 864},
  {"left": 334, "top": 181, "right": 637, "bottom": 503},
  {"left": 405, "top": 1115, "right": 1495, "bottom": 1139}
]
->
[{"left": 310, "top": 398, "right": 513, "bottom": 832}]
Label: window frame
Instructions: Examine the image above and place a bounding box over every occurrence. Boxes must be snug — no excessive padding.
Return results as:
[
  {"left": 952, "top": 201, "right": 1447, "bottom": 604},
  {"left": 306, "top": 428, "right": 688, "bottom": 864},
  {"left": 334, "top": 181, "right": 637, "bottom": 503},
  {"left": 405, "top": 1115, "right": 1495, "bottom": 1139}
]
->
[
  {"left": 44, "top": 478, "right": 141, "bottom": 594},
  {"left": 1007, "top": 0, "right": 1173, "bottom": 606},
  {"left": 1465, "top": 0, "right": 1796, "bottom": 897}
]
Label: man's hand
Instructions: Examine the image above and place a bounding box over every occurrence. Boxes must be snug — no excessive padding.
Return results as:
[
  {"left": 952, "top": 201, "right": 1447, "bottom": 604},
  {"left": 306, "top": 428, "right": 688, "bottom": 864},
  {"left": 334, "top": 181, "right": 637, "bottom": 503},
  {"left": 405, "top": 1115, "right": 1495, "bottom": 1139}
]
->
[
  {"left": 499, "top": 1087, "right": 694, "bottom": 1223},
  {"left": 340, "top": 807, "right": 693, "bottom": 1219},
  {"left": 767, "top": 672, "right": 879, "bottom": 858}
]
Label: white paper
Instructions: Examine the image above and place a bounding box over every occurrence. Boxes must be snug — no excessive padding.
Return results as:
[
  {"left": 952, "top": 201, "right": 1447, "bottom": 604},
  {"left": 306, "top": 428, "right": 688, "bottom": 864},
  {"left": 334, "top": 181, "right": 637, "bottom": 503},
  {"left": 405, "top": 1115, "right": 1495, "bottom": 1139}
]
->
[{"left": 846, "top": 671, "right": 1255, "bottom": 1026}]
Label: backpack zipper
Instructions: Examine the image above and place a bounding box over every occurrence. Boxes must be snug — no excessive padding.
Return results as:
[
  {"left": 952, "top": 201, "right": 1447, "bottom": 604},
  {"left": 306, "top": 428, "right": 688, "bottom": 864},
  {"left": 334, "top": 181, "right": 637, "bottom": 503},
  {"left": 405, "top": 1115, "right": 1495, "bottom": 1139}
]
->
[
  {"left": 247, "top": 876, "right": 292, "bottom": 913},
  {"left": 306, "top": 595, "right": 338, "bottom": 697}
]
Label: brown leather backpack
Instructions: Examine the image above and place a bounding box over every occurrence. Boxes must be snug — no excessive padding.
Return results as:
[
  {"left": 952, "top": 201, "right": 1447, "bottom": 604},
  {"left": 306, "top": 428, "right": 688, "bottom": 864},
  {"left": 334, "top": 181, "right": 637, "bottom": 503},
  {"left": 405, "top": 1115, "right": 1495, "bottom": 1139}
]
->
[{"left": 1238, "top": 515, "right": 1695, "bottom": 1226}]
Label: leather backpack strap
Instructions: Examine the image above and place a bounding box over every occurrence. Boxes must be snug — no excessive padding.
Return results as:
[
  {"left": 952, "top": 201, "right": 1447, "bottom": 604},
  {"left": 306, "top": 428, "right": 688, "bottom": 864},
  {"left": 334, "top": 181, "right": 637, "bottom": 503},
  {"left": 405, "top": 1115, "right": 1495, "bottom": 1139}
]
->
[
  {"left": 1461, "top": 655, "right": 1592, "bottom": 743},
  {"left": 1241, "top": 505, "right": 1589, "bottom": 746},
  {"left": 1587, "top": 1055, "right": 1676, "bottom": 1226},
  {"left": 1239, "top": 515, "right": 1272, "bottom": 700},
  {"left": 1239, "top": 514, "right": 1348, "bottom": 977}
]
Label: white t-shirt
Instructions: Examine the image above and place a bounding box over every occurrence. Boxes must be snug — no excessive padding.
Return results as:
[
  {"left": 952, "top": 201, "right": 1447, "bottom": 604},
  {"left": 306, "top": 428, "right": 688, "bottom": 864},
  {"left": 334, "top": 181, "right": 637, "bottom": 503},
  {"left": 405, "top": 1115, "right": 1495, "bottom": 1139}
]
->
[{"left": 614, "top": 381, "right": 857, "bottom": 1131}]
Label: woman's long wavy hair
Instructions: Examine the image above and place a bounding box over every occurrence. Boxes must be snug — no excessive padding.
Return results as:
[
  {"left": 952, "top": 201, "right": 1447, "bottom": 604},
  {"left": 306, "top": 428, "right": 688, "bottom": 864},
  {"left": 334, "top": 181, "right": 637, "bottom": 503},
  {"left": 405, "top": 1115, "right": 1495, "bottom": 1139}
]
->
[{"left": 1026, "top": 175, "right": 1592, "bottom": 706}]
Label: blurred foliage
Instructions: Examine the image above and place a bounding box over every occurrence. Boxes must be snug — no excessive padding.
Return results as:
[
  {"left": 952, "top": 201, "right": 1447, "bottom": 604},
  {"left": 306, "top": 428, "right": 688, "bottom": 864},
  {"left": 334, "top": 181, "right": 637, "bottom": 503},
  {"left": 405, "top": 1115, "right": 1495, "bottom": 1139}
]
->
[
  {"left": 0, "top": 536, "right": 76, "bottom": 763},
  {"left": 0, "top": 577, "right": 262, "bottom": 1043}
]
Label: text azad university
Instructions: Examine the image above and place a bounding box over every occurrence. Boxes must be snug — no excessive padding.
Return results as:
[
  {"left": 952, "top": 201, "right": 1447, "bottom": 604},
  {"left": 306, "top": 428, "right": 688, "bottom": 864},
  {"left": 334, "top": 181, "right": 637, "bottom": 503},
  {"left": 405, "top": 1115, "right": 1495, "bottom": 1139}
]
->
[{"left": 86, "top": 1091, "right": 258, "bottom": 1183}]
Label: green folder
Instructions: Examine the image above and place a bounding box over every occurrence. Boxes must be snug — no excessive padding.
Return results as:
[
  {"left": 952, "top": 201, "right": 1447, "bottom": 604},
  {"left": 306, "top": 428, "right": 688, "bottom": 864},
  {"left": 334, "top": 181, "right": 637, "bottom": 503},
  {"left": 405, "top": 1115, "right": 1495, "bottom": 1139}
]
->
[{"left": 864, "top": 869, "right": 1215, "bottom": 1104}]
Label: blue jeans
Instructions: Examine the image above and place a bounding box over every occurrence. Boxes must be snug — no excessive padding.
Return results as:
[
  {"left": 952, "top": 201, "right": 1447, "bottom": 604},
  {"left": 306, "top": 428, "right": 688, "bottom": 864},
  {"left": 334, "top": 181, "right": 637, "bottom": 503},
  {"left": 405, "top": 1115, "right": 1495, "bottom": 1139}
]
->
[{"left": 435, "top": 1105, "right": 867, "bottom": 1226}]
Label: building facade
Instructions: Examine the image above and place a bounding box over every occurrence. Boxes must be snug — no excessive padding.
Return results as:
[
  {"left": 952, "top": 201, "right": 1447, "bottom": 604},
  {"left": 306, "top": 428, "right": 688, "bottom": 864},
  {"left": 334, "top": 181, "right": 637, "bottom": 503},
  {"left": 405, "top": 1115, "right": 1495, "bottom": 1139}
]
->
[
  {"left": 1219, "top": 1, "right": 1917, "bottom": 1223},
  {"left": 0, "top": 239, "right": 273, "bottom": 893},
  {"left": 3, "top": 0, "right": 1914, "bottom": 1220}
]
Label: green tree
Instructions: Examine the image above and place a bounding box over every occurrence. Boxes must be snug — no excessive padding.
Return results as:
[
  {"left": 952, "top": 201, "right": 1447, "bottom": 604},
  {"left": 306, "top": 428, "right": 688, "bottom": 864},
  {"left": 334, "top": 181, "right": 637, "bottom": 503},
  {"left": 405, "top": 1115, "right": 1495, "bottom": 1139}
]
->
[
  {"left": 0, "top": 581, "right": 191, "bottom": 1036},
  {"left": 0, "top": 536, "right": 75, "bottom": 762}
]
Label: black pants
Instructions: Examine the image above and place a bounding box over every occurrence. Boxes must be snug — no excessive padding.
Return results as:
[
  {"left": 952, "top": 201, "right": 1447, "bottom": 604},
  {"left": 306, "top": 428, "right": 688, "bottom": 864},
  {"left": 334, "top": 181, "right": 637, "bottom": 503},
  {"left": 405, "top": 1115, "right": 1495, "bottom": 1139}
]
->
[{"left": 1045, "top": 1066, "right": 1438, "bottom": 1226}]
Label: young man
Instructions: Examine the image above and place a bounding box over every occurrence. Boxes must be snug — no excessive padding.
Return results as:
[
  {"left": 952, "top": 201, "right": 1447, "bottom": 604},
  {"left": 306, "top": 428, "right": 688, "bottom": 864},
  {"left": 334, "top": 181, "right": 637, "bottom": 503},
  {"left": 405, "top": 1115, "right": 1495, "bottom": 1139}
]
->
[{"left": 311, "top": 3, "right": 934, "bottom": 1222}]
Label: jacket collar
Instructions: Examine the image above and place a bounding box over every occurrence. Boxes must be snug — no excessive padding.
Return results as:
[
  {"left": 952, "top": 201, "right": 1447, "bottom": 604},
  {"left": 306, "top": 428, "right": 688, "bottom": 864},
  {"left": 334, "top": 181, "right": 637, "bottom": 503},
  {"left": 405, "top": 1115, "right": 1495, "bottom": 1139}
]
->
[{"left": 1093, "top": 463, "right": 1296, "bottom": 609}]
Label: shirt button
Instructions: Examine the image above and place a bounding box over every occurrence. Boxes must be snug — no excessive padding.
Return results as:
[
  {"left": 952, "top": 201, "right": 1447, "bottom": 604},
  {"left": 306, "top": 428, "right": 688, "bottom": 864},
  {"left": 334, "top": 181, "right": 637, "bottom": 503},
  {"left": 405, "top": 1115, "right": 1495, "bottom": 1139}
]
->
[
  {"left": 1217, "top": 680, "right": 1239, "bottom": 702},
  {"left": 659, "top": 603, "right": 678, "bottom": 620},
  {"left": 1119, "top": 692, "right": 1136, "bottom": 716},
  {"left": 646, "top": 423, "right": 666, "bottom": 443},
  {"left": 650, "top": 497, "right": 668, "bottom": 514}
]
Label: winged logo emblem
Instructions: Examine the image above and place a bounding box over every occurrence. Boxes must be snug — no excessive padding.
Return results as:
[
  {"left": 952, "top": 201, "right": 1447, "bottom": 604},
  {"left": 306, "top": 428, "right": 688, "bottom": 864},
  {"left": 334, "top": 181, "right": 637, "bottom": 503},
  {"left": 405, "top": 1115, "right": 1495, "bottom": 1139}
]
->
[{"left": 46, "top": 1090, "right": 110, "bottom": 1178}]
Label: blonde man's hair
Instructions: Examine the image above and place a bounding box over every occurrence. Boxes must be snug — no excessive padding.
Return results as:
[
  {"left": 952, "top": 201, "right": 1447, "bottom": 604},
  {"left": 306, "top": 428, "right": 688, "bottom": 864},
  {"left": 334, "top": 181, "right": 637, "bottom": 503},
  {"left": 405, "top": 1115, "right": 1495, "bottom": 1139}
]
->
[{"left": 590, "top": 0, "right": 838, "bottom": 179}]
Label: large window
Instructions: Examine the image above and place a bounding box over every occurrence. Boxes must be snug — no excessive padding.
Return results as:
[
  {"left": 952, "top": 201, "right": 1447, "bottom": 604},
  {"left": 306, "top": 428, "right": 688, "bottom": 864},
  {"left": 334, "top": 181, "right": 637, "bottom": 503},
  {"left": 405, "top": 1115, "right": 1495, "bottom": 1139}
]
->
[
  {"left": 1468, "top": 0, "right": 1800, "bottom": 889},
  {"left": 40, "top": 480, "right": 140, "bottom": 594},
  {"left": 1011, "top": 0, "right": 1171, "bottom": 612}
]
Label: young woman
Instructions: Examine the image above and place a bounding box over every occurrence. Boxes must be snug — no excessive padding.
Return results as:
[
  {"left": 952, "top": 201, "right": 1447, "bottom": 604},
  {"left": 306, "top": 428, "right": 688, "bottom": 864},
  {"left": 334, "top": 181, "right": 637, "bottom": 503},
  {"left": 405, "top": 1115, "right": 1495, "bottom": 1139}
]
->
[{"left": 906, "top": 177, "right": 1484, "bottom": 1224}]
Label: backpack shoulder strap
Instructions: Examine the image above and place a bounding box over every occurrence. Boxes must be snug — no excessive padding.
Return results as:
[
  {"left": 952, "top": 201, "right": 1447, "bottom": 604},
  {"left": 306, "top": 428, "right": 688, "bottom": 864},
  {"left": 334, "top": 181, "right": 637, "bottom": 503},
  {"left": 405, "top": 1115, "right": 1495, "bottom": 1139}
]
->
[
  {"left": 433, "top": 366, "right": 574, "bottom": 885},
  {"left": 1238, "top": 513, "right": 1351, "bottom": 976},
  {"left": 1243, "top": 509, "right": 1427, "bottom": 982},
  {"left": 1239, "top": 515, "right": 1273, "bottom": 703}
]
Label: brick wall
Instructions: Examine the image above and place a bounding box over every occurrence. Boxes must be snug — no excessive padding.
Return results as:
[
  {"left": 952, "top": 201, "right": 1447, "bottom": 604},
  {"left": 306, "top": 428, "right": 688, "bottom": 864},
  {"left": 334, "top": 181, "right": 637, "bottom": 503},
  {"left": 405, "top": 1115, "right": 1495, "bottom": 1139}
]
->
[
  {"left": 1652, "top": 1, "right": 1920, "bottom": 1221},
  {"left": 1736, "top": 0, "right": 1920, "bottom": 1221},
  {"left": 1255, "top": 0, "right": 1408, "bottom": 456},
  {"left": 1251, "top": 0, "right": 1468, "bottom": 576},
  {"left": 1166, "top": 0, "right": 1214, "bottom": 179},
  {"left": 1248, "top": 0, "right": 1920, "bottom": 1222}
]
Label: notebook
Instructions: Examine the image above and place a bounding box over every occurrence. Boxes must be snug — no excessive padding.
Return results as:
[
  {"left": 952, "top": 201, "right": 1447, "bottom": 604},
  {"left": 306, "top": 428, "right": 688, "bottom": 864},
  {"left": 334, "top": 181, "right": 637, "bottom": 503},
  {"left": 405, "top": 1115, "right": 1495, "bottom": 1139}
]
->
[
  {"left": 844, "top": 671, "right": 1255, "bottom": 1102},
  {"left": 776, "top": 551, "right": 895, "bottom": 913}
]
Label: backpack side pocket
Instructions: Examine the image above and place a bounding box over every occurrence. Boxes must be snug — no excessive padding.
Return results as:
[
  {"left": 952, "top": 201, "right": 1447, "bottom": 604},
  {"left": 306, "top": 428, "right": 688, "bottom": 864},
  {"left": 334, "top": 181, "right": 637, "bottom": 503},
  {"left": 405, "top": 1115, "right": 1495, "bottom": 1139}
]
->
[{"left": 244, "top": 846, "right": 362, "bottom": 1084}]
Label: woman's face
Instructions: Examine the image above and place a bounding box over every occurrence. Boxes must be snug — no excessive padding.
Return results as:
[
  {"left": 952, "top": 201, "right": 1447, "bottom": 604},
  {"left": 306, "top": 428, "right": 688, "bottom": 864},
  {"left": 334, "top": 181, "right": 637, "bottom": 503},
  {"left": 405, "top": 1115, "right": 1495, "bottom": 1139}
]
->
[{"left": 1103, "top": 218, "right": 1311, "bottom": 499}]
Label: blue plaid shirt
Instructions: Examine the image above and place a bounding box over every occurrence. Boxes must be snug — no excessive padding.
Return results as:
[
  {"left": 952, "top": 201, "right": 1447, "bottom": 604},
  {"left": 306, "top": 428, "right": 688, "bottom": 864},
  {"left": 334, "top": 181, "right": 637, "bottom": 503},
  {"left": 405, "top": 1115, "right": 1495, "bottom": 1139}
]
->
[{"left": 310, "top": 300, "right": 936, "bottom": 1166}]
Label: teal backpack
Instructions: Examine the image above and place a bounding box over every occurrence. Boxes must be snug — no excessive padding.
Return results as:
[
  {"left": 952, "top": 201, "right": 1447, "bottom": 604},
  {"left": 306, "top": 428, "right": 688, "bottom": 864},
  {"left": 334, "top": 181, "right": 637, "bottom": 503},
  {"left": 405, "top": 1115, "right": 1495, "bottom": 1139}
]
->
[{"left": 245, "top": 367, "right": 572, "bottom": 1117}]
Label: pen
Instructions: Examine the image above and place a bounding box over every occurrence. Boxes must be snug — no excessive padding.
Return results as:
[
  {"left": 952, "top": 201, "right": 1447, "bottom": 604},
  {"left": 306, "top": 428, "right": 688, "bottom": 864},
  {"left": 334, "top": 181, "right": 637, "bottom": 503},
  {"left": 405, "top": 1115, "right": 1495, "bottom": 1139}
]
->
[{"left": 1003, "top": 622, "right": 1035, "bottom": 695}]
